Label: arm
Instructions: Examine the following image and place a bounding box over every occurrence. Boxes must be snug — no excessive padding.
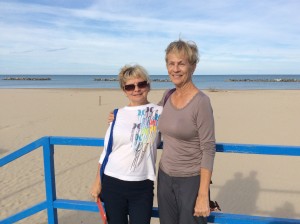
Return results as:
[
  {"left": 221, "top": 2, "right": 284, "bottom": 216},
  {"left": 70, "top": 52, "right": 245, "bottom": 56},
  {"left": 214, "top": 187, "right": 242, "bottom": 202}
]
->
[
  {"left": 91, "top": 118, "right": 113, "bottom": 201},
  {"left": 108, "top": 111, "right": 114, "bottom": 123},
  {"left": 194, "top": 94, "right": 216, "bottom": 217},
  {"left": 194, "top": 168, "right": 212, "bottom": 217},
  {"left": 90, "top": 163, "right": 102, "bottom": 202}
]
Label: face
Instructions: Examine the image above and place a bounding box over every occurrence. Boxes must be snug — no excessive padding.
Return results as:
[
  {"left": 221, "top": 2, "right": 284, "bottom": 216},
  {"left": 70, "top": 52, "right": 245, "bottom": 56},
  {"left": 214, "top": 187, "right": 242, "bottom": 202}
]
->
[
  {"left": 166, "top": 52, "right": 196, "bottom": 87},
  {"left": 123, "top": 78, "right": 150, "bottom": 106}
]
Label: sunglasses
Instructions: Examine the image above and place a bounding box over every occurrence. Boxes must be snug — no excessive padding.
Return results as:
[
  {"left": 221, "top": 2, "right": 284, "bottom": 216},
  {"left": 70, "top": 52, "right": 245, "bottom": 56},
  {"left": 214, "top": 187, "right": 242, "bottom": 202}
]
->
[{"left": 124, "top": 81, "right": 149, "bottom": 91}]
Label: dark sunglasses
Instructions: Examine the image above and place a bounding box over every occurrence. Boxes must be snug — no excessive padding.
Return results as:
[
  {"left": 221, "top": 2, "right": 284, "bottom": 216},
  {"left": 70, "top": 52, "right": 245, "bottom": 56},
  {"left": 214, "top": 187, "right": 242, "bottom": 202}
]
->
[{"left": 124, "top": 81, "right": 149, "bottom": 91}]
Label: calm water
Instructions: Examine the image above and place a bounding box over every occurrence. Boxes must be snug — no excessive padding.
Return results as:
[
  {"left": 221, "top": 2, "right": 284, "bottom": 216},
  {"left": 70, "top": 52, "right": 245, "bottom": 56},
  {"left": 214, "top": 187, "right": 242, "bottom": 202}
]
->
[{"left": 0, "top": 75, "right": 300, "bottom": 90}]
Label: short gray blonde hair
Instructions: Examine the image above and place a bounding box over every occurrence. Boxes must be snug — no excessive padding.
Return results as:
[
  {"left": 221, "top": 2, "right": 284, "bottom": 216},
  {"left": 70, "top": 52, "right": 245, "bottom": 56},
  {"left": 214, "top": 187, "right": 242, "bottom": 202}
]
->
[
  {"left": 118, "top": 64, "right": 151, "bottom": 89},
  {"left": 165, "top": 39, "right": 199, "bottom": 65}
]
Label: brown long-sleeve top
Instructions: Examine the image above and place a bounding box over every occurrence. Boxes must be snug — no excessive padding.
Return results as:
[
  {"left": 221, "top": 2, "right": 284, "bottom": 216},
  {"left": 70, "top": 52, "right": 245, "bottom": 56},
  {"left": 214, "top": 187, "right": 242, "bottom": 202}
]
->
[{"left": 158, "top": 90, "right": 216, "bottom": 177}]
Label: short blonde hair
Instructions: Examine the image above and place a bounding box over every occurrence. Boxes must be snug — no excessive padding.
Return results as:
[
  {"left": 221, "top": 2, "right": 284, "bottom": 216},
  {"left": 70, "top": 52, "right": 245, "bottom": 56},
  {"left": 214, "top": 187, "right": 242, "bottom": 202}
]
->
[
  {"left": 118, "top": 64, "right": 151, "bottom": 89},
  {"left": 165, "top": 39, "right": 199, "bottom": 65}
]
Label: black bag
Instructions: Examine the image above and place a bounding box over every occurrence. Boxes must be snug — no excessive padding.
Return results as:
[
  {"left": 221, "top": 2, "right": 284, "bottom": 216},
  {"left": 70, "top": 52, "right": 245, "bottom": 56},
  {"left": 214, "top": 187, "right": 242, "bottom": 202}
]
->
[{"left": 209, "top": 181, "right": 221, "bottom": 211}]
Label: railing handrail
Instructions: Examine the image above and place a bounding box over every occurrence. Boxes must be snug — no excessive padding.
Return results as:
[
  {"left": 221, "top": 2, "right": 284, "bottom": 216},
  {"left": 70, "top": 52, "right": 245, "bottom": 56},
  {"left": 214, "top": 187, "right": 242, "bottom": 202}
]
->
[
  {"left": 1, "top": 136, "right": 300, "bottom": 224},
  {"left": 2, "top": 136, "right": 300, "bottom": 167}
]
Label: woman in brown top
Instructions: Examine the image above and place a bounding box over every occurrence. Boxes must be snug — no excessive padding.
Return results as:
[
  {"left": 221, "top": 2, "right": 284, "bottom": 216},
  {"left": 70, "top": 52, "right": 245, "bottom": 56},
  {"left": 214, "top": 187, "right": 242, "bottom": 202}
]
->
[{"left": 157, "top": 40, "right": 216, "bottom": 224}]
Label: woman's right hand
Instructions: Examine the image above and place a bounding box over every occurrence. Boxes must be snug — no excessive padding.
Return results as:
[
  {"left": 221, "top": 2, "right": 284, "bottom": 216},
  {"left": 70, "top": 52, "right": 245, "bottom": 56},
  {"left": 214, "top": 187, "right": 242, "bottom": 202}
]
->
[
  {"left": 108, "top": 111, "right": 115, "bottom": 123},
  {"left": 90, "top": 181, "right": 102, "bottom": 202}
]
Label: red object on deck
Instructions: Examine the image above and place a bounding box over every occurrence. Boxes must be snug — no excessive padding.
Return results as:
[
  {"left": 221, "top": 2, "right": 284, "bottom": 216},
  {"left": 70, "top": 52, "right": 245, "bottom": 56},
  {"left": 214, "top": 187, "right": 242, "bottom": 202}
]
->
[{"left": 97, "top": 198, "right": 107, "bottom": 224}]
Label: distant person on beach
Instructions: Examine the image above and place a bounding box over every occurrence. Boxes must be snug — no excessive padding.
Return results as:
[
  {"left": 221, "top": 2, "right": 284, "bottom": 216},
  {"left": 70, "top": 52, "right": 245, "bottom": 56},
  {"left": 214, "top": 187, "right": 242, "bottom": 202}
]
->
[
  {"left": 90, "top": 64, "right": 163, "bottom": 224},
  {"left": 157, "top": 39, "right": 216, "bottom": 224}
]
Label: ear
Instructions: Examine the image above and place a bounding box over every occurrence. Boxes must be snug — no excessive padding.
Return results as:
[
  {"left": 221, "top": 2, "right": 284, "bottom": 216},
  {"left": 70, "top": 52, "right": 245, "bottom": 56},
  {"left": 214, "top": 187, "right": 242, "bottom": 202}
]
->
[{"left": 190, "top": 64, "right": 196, "bottom": 74}]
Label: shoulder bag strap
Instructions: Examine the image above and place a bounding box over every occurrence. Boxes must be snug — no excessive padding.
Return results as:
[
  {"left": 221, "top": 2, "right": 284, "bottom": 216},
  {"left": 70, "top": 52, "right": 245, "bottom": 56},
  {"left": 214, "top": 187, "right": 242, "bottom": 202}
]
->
[
  {"left": 100, "top": 108, "right": 118, "bottom": 181},
  {"left": 163, "top": 88, "right": 176, "bottom": 106}
]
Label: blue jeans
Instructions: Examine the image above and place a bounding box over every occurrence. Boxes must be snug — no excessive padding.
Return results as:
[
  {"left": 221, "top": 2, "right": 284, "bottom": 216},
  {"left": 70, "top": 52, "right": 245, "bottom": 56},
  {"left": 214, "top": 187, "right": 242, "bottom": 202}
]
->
[{"left": 101, "top": 174, "right": 154, "bottom": 224}]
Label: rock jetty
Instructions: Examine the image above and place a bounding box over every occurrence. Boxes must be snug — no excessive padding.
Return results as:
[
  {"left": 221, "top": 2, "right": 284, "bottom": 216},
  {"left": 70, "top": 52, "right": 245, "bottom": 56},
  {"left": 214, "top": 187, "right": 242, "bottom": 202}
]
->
[
  {"left": 94, "top": 78, "right": 118, "bottom": 81},
  {"left": 227, "top": 78, "right": 300, "bottom": 82},
  {"left": 3, "top": 77, "right": 51, "bottom": 81},
  {"left": 151, "top": 78, "right": 171, "bottom": 82},
  {"left": 94, "top": 78, "right": 171, "bottom": 82}
]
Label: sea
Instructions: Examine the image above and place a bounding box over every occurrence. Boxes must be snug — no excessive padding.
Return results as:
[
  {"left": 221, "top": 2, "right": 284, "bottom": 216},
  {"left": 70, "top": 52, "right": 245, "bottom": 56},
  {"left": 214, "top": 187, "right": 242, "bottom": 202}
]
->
[{"left": 0, "top": 74, "right": 300, "bottom": 90}]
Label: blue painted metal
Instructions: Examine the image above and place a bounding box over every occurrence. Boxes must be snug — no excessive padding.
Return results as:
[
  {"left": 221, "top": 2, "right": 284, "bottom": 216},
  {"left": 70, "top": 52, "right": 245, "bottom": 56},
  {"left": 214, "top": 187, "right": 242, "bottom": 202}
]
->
[
  {"left": 0, "top": 201, "right": 47, "bottom": 224},
  {"left": 151, "top": 207, "right": 159, "bottom": 218},
  {"left": 49, "top": 136, "right": 104, "bottom": 147},
  {"left": 216, "top": 143, "right": 300, "bottom": 156},
  {"left": 53, "top": 199, "right": 99, "bottom": 212},
  {"left": 208, "top": 211, "right": 300, "bottom": 223},
  {"left": 43, "top": 138, "right": 58, "bottom": 224},
  {"left": 0, "top": 137, "right": 46, "bottom": 167},
  {"left": 1, "top": 136, "right": 300, "bottom": 224},
  {"left": 51, "top": 199, "right": 161, "bottom": 217}
]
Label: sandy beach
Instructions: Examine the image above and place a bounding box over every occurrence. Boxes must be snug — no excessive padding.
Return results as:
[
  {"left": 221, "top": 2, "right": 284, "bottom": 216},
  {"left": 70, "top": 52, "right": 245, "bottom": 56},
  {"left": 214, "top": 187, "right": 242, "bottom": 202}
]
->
[{"left": 1, "top": 88, "right": 300, "bottom": 223}]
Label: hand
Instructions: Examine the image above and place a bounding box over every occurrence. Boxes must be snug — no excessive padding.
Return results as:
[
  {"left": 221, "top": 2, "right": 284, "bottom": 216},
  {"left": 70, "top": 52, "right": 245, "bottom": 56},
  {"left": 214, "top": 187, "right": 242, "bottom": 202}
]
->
[
  {"left": 107, "top": 111, "right": 114, "bottom": 124},
  {"left": 90, "top": 181, "right": 101, "bottom": 202},
  {"left": 193, "top": 194, "right": 210, "bottom": 218}
]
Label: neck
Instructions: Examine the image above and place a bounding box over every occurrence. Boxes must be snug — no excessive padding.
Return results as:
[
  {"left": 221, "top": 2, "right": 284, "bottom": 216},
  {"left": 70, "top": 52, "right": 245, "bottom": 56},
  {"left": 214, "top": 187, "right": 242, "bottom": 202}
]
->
[
  {"left": 128, "top": 100, "right": 149, "bottom": 107},
  {"left": 175, "top": 82, "right": 197, "bottom": 95}
]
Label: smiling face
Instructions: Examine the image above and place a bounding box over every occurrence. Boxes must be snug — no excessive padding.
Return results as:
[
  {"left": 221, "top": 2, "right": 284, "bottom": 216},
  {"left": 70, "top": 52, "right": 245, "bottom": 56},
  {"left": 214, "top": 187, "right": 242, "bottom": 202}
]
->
[
  {"left": 166, "top": 52, "right": 196, "bottom": 87},
  {"left": 123, "top": 77, "right": 150, "bottom": 106}
]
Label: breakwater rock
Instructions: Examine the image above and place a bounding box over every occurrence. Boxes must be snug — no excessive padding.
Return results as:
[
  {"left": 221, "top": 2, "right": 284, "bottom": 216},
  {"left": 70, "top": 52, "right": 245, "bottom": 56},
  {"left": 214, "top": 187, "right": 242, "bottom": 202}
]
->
[
  {"left": 3, "top": 77, "right": 51, "bottom": 81},
  {"left": 227, "top": 78, "right": 300, "bottom": 82},
  {"left": 94, "top": 78, "right": 171, "bottom": 82},
  {"left": 94, "top": 78, "right": 118, "bottom": 81},
  {"left": 151, "top": 78, "right": 171, "bottom": 82}
]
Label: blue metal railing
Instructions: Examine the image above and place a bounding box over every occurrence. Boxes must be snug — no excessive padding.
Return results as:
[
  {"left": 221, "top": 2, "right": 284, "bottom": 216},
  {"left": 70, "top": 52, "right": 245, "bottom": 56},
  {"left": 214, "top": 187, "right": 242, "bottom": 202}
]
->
[{"left": 1, "top": 136, "right": 300, "bottom": 224}]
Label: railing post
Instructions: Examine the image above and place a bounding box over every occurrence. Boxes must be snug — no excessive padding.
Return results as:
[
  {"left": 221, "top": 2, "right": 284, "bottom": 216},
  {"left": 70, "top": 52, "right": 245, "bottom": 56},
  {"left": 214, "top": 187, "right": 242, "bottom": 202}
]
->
[{"left": 43, "top": 137, "right": 58, "bottom": 224}]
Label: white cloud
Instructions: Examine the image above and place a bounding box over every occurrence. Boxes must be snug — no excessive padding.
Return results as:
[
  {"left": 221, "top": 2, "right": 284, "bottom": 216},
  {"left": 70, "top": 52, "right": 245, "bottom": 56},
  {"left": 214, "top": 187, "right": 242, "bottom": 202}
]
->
[{"left": 0, "top": 0, "right": 299, "bottom": 75}]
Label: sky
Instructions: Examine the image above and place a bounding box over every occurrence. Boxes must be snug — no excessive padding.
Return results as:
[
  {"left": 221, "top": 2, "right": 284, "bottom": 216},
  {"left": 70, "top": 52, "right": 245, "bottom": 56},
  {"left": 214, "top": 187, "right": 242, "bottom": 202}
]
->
[{"left": 0, "top": 0, "right": 299, "bottom": 75}]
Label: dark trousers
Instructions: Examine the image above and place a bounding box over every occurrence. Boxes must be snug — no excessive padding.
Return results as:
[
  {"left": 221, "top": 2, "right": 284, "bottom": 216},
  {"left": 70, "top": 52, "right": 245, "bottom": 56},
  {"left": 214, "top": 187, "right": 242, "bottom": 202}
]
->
[
  {"left": 101, "top": 174, "right": 154, "bottom": 224},
  {"left": 157, "top": 169, "right": 207, "bottom": 224}
]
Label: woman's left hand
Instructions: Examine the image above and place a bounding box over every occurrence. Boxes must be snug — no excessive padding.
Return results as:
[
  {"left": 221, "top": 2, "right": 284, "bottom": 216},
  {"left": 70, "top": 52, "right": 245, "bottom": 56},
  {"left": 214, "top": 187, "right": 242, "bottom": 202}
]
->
[{"left": 193, "top": 194, "right": 210, "bottom": 217}]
